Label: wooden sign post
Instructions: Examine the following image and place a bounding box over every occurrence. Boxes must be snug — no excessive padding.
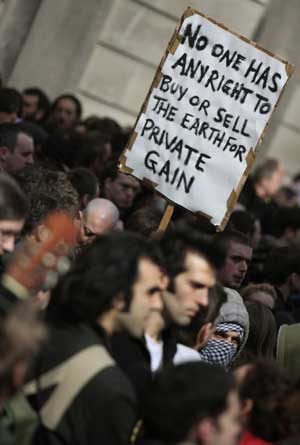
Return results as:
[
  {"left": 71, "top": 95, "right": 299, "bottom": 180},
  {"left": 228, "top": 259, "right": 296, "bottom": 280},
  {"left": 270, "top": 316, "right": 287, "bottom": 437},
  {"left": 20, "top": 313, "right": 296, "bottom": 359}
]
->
[{"left": 119, "top": 7, "right": 293, "bottom": 231}]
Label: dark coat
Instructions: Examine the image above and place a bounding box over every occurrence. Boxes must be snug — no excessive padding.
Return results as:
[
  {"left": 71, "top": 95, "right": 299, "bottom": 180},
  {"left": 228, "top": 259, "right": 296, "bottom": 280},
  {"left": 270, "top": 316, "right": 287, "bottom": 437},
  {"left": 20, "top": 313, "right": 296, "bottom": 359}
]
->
[{"left": 26, "top": 323, "right": 137, "bottom": 445}]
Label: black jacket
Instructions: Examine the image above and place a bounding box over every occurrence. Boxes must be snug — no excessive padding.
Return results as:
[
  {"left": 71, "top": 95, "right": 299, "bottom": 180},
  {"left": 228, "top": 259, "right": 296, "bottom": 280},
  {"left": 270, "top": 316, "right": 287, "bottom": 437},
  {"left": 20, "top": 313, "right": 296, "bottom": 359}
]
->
[
  {"left": 111, "top": 329, "right": 177, "bottom": 404},
  {"left": 26, "top": 323, "right": 137, "bottom": 445}
]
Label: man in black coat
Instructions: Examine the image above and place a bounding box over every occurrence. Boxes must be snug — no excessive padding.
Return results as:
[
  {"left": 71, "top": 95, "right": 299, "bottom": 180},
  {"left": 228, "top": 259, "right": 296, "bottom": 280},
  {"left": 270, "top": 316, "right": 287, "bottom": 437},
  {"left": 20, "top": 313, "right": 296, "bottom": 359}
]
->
[{"left": 25, "top": 232, "right": 165, "bottom": 445}]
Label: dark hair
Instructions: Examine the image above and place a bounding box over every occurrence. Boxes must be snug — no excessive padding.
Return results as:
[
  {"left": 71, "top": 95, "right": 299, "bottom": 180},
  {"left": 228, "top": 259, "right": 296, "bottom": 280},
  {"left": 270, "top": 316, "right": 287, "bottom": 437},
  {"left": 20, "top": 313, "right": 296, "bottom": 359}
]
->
[
  {"left": 142, "top": 361, "right": 235, "bottom": 443},
  {"left": 39, "top": 132, "right": 83, "bottom": 169},
  {"left": 160, "top": 226, "right": 222, "bottom": 286},
  {"left": 68, "top": 167, "right": 98, "bottom": 206},
  {"left": 277, "top": 437, "right": 300, "bottom": 445},
  {"left": 76, "top": 131, "right": 110, "bottom": 169},
  {"left": 23, "top": 87, "right": 50, "bottom": 113},
  {"left": 252, "top": 158, "right": 280, "bottom": 184},
  {"left": 239, "top": 361, "right": 300, "bottom": 441},
  {"left": 0, "top": 173, "right": 27, "bottom": 221},
  {"left": 47, "top": 232, "right": 163, "bottom": 324},
  {"left": 241, "top": 302, "right": 276, "bottom": 360},
  {"left": 0, "top": 88, "right": 22, "bottom": 114},
  {"left": 264, "top": 247, "right": 300, "bottom": 285},
  {"left": 125, "top": 206, "right": 164, "bottom": 238},
  {"left": 100, "top": 161, "right": 119, "bottom": 185},
  {"left": 213, "top": 230, "right": 252, "bottom": 253},
  {"left": 84, "top": 116, "right": 121, "bottom": 140},
  {"left": 17, "top": 121, "right": 48, "bottom": 148},
  {"left": 176, "top": 284, "right": 227, "bottom": 348},
  {"left": 227, "top": 211, "right": 256, "bottom": 238},
  {"left": 0, "top": 123, "right": 26, "bottom": 153},
  {"left": 271, "top": 207, "right": 300, "bottom": 237},
  {"left": 18, "top": 165, "right": 79, "bottom": 235},
  {"left": 52, "top": 94, "right": 82, "bottom": 119}
]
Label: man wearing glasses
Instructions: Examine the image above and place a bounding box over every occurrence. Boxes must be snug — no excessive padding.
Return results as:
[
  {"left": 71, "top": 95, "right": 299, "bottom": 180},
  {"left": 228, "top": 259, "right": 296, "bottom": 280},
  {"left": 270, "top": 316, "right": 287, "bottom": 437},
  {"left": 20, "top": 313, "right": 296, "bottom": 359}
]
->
[{"left": 77, "top": 198, "right": 121, "bottom": 246}]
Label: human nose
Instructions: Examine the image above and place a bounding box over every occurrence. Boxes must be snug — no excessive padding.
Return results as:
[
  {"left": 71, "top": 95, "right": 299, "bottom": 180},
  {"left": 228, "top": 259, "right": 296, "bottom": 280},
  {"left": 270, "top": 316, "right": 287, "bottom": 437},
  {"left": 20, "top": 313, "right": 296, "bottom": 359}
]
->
[
  {"left": 195, "top": 288, "right": 209, "bottom": 308},
  {"left": 239, "top": 260, "right": 248, "bottom": 272},
  {"left": 150, "top": 292, "right": 164, "bottom": 312},
  {"left": 3, "top": 236, "right": 16, "bottom": 253}
]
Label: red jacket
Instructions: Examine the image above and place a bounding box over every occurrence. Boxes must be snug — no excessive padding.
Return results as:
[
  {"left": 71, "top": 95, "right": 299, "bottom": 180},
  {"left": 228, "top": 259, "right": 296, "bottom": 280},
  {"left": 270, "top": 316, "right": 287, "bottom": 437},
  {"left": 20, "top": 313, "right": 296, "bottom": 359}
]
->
[{"left": 240, "top": 431, "right": 273, "bottom": 445}]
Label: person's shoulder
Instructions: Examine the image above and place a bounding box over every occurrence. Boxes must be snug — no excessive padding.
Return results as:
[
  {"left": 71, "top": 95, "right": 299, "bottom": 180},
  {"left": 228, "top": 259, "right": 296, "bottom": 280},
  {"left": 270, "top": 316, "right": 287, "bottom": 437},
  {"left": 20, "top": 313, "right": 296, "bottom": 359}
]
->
[
  {"left": 173, "top": 344, "right": 200, "bottom": 365},
  {"left": 85, "top": 362, "right": 136, "bottom": 400}
]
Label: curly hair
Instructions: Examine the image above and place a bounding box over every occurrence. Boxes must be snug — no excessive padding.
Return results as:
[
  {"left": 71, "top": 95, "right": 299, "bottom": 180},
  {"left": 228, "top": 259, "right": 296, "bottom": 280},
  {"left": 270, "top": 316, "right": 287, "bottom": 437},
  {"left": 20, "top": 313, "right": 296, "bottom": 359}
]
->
[
  {"left": 47, "top": 232, "right": 163, "bottom": 325},
  {"left": 239, "top": 361, "right": 300, "bottom": 441},
  {"left": 18, "top": 164, "right": 79, "bottom": 235}
]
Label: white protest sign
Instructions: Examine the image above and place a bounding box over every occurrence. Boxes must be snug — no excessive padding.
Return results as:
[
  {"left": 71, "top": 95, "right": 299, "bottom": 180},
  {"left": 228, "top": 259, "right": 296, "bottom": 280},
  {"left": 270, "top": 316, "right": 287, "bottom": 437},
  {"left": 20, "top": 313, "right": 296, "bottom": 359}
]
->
[{"left": 120, "top": 8, "right": 293, "bottom": 229}]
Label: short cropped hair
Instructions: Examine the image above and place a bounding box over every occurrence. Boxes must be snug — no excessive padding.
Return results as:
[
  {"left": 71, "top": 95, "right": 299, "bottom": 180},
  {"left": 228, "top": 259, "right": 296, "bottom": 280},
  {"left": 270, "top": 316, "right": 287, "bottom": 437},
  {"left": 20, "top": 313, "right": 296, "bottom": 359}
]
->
[
  {"left": 252, "top": 158, "right": 280, "bottom": 184},
  {"left": 23, "top": 87, "right": 50, "bottom": 113},
  {"left": 0, "top": 173, "right": 27, "bottom": 221},
  {"left": 0, "top": 123, "right": 27, "bottom": 153}
]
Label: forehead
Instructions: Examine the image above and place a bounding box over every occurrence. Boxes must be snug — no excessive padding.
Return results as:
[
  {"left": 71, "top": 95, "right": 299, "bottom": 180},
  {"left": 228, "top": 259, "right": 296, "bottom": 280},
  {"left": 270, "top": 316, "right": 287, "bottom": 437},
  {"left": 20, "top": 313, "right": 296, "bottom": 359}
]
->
[
  {"left": 215, "top": 329, "right": 240, "bottom": 338},
  {"left": 0, "top": 219, "right": 24, "bottom": 232},
  {"left": 16, "top": 132, "right": 34, "bottom": 149},
  {"left": 55, "top": 98, "right": 77, "bottom": 111},
  {"left": 23, "top": 93, "right": 38, "bottom": 103},
  {"left": 184, "top": 251, "right": 216, "bottom": 286},
  {"left": 116, "top": 173, "right": 139, "bottom": 188},
  {"left": 227, "top": 241, "right": 252, "bottom": 258},
  {"left": 136, "top": 258, "right": 161, "bottom": 281}
]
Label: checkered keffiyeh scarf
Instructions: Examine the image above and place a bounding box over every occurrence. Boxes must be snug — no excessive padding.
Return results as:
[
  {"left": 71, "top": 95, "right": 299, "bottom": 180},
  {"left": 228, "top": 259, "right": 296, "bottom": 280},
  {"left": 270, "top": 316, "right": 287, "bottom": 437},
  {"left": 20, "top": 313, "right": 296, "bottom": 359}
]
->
[{"left": 199, "top": 322, "right": 245, "bottom": 370}]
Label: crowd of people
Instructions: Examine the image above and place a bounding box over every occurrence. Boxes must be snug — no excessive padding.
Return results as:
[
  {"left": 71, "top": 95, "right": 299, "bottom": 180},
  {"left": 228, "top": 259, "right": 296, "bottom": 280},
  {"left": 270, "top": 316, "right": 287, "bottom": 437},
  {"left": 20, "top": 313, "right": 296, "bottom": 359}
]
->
[{"left": 0, "top": 85, "right": 300, "bottom": 445}]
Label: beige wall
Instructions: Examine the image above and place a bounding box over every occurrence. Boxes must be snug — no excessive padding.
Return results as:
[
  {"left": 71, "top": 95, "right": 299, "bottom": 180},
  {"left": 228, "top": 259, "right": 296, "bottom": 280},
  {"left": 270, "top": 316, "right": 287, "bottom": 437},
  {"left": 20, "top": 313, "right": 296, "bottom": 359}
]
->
[{"left": 5, "top": 0, "right": 300, "bottom": 176}]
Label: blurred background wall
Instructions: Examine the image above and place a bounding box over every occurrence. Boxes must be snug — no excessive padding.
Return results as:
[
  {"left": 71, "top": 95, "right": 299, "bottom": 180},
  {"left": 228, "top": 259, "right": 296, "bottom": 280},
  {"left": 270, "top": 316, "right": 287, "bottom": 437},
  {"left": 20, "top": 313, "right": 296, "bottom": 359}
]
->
[{"left": 0, "top": 0, "right": 299, "bottom": 175}]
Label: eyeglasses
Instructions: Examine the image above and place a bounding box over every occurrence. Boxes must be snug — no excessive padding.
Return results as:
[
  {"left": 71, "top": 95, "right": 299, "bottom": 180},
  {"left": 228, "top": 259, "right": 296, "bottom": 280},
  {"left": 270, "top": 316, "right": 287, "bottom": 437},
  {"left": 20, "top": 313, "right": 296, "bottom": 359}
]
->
[{"left": 83, "top": 225, "right": 97, "bottom": 238}]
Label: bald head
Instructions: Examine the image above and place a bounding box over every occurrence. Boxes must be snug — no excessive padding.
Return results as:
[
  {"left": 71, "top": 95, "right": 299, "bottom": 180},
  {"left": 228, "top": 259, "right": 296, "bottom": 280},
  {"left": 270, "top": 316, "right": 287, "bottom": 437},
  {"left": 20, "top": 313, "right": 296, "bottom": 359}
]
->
[{"left": 82, "top": 198, "right": 119, "bottom": 241}]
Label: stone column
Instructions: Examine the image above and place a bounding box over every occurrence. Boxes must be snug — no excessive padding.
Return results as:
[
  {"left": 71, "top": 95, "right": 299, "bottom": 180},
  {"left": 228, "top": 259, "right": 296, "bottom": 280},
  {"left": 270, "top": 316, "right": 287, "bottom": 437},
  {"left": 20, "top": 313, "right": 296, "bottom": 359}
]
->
[
  {"left": 0, "top": 0, "right": 41, "bottom": 83},
  {"left": 252, "top": 0, "right": 300, "bottom": 169}
]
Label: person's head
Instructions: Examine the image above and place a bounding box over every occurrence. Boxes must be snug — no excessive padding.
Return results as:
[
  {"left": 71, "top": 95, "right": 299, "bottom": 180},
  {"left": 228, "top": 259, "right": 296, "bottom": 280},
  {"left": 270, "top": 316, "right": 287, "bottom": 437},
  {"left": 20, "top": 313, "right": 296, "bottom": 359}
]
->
[
  {"left": 0, "top": 173, "right": 27, "bottom": 254},
  {"left": 76, "top": 131, "right": 112, "bottom": 176},
  {"left": 239, "top": 301, "right": 276, "bottom": 362},
  {"left": 78, "top": 198, "right": 119, "bottom": 245},
  {"left": 160, "top": 227, "right": 218, "bottom": 326},
  {"left": 22, "top": 87, "right": 50, "bottom": 122},
  {"left": 0, "top": 302, "right": 46, "bottom": 407},
  {"left": 274, "top": 186, "right": 298, "bottom": 208},
  {"left": 143, "top": 361, "right": 241, "bottom": 445},
  {"left": 271, "top": 207, "right": 300, "bottom": 247},
  {"left": 18, "top": 165, "right": 79, "bottom": 239},
  {"left": 241, "top": 283, "right": 276, "bottom": 310},
  {"left": 46, "top": 94, "right": 82, "bottom": 133},
  {"left": 68, "top": 167, "right": 99, "bottom": 209},
  {"left": 125, "top": 206, "right": 164, "bottom": 238},
  {"left": 0, "top": 123, "right": 34, "bottom": 174},
  {"left": 84, "top": 116, "right": 121, "bottom": 140},
  {"left": 200, "top": 289, "right": 249, "bottom": 370},
  {"left": 102, "top": 167, "right": 140, "bottom": 211},
  {"left": 227, "top": 211, "right": 260, "bottom": 248},
  {"left": 47, "top": 232, "right": 165, "bottom": 337},
  {"left": 0, "top": 88, "right": 22, "bottom": 124},
  {"left": 213, "top": 231, "right": 253, "bottom": 289},
  {"left": 264, "top": 247, "right": 300, "bottom": 292},
  {"left": 239, "top": 360, "right": 300, "bottom": 442},
  {"left": 17, "top": 121, "right": 48, "bottom": 155},
  {"left": 176, "top": 284, "right": 227, "bottom": 350},
  {"left": 252, "top": 158, "right": 284, "bottom": 199}
]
